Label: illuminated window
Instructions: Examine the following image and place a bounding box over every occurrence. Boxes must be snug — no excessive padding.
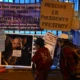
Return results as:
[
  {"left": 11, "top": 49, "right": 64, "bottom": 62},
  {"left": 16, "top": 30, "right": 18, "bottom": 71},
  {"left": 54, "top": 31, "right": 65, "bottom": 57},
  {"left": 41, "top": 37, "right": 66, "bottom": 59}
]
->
[
  {"left": 74, "top": 0, "right": 79, "bottom": 11},
  {"left": 36, "top": 31, "right": 41, "bottom": 35},
  {"left": 9, "top": 30, "right": 13, "bottom": 33},
  {"left": 20, "top": 0, "right": 24, "bottom": 3},
  {"left": 25, "top": 0, "right": 30, "bottom": 3},
  {"left": 69, "top": 0, "right": 73, "bottom": 3},
  {"left": 15, "top": 30, "right": 19, "bottom": 34},
  {"left": 5, "top": 30, "right": 9, "bottom": 33},
  {"left": 47, "top": 30, "right": 52, "bottom": 32},
  {"left": 20, "top": 31, "right": 24, "bottom": 34},
  {"left": 42, "top": 31, "right": 46, "bottom": 35},
  {"left": 25, "top": 31, "right": 30, "bottom": 34},
  {"left": 30, "top": 31, "right": 35, "bottom": 34},
  {"left": 36, "top": 0, "right": 39, "bottom": 3},
  {"left": 4, "top": 0, "right": 8, "bottom": 2},
  {"left": 30, "top": 0, "right": 35, "bottom": 3},
  {"left": 63, "top": 0, "right": 78, "bottom": 11},
  {"left": 64, "top": 0, "right": 69, "bottom": 2},
  {"left": 58, "top": 31, "right": 62, "bottom": 36},
  {"left": 52, "top": 30, "right": 57, "bottom": 35},
  {"left": 59, "top": 0, "right": 78, "bottom": 11},
  {"left": 0, "top": 0, "right": 3, "bottom": 2},
  {"left": 9, "top": 0, "right": 13, "bottom": 2},
  {"left": 15, "top": 0, "right": 19, "bottom": 3}
]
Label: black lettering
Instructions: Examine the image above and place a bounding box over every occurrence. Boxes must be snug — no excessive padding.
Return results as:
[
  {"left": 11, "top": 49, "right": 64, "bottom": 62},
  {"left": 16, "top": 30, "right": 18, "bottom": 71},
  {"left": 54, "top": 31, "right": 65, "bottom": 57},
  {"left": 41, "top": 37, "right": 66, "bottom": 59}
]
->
[
  {"left": 42, "top": 22, "right": 68, "bottom": 28},
  {"left": 52, "top": 10, "right": 58, "bottom": 15},
  {"left": 44, "top": 2, "right": 66, "bottom": 9},
  {"left": 41, "top": 15, "right": 68, "bottom": 22},
  {"left": 41, "top": 15, "right": 48, "bottom": 20}
]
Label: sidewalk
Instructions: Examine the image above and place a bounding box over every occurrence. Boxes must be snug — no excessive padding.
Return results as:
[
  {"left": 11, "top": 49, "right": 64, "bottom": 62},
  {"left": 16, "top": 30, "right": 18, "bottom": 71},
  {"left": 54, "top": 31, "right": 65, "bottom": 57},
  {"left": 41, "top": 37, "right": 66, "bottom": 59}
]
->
[{"left": 0, "top": 69, "right": 63, "bottom": 80}]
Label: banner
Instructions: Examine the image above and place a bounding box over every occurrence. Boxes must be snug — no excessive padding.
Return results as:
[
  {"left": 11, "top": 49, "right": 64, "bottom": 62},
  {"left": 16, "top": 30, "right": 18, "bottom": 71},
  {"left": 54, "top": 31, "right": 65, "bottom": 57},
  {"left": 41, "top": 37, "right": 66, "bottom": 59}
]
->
[
  {"left": 40, "top": 1, "right": 74, "bottom": 31},
  {"left": 0, "top": 2, "right": 42, "bottom": 30},
  {"left": 1, "top": 34, "right": 33, "bottom": 68}
]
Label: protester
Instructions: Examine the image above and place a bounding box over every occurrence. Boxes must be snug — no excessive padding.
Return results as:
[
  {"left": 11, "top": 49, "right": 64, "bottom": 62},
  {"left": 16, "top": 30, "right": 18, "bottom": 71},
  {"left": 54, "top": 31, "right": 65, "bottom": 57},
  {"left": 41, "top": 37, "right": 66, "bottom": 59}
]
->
[
  {"left": 32, "top": 38, "right": 52, "bottom": 80},
  {"left": 2, "top": 37, "right": 22, "bottom": 65},
  {"left": 57, "top": 33, "right": 79, "bottom": 80}
]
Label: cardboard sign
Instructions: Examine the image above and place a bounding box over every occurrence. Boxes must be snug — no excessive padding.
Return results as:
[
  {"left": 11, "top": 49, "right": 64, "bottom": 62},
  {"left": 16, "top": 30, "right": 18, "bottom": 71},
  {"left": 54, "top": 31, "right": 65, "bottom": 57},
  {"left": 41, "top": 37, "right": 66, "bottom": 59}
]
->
[
  {"left": 40, "top": 1, "right": 74, "bottom": 31},
  {"left": 72, "top": 16, "right": 79, "bottom": 30}
]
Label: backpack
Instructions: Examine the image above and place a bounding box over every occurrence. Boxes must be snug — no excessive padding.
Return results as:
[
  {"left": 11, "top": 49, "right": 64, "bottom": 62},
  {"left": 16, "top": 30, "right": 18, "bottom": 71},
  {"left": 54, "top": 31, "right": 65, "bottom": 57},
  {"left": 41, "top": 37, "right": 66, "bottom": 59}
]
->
[
  {"left": 68, "top": 46, "right": 80, "bottom": 77},
  {"left": 62, "top": 45, "right": 80, "bottom": 78},
  {"left": 72, "top": 48, "right": 80, "bottom": 77}
]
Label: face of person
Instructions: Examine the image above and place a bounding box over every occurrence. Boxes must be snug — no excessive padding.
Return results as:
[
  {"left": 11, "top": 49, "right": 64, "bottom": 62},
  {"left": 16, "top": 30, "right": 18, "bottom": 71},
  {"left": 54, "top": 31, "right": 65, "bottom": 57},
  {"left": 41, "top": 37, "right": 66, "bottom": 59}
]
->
[{"left": 12, "top": 38, "right": 22, "bottom": 50}]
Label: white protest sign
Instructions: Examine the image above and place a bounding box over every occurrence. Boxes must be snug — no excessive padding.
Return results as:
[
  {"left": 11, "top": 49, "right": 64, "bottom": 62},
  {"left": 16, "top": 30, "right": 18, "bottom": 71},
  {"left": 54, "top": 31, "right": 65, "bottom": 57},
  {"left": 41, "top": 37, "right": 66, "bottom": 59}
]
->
[
  {"left": 43, "top": 32, "right": 57, "bottom": 59},
  {"left": 43, "top": 32, "right": 57, "bottom": 46},
  {"left": 45, "top": 44, "right": 55, "bottom": 59},
  {"left": 12, "top": 50, "right": 21, "bottom": 57},
  {"left": 40, "top": 1, "right": 74, "bottom": 31}
]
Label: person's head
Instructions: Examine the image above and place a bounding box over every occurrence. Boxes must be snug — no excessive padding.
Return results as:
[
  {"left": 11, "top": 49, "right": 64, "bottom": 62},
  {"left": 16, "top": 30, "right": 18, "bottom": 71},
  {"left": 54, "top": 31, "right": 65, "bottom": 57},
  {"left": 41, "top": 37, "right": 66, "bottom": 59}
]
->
[
  {"left": 57, "top": 34, "right": 69, "bottom": 47},
  {"left": 35, "top": 38, "right": 44, "bottom": 49},
  {"left": 11, "top": 37, "right": 22, "bottom": 50},
  {"left": 57, "top": 33, "right": 76, "bottom": 48}
]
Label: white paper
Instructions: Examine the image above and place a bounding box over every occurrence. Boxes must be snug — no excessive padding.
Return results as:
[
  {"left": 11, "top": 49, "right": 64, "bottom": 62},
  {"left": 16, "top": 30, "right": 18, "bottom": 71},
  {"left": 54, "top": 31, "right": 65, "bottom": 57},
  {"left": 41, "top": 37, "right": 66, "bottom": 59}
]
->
[{"left": 12, "top": 50, "right": 21, "bottom": 57}]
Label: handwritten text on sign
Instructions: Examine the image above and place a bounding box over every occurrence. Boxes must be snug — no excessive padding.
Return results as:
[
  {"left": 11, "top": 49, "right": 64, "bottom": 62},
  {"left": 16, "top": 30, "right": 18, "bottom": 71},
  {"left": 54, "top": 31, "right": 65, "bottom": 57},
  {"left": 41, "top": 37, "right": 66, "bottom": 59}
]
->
[
  {"left": 43, "top": 32, "right": 57, "bottom": 46},
  {"left": 40, "top": 1, "right": 74, "bottom": 31}
]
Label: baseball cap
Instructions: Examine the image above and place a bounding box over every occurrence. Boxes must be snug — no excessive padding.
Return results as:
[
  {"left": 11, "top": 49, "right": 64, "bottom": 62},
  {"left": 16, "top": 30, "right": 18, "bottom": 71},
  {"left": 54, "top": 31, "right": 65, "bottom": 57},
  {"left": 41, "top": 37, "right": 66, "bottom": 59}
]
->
[{"left": 59, "top": 33, "right": 69, "bottom": 39}]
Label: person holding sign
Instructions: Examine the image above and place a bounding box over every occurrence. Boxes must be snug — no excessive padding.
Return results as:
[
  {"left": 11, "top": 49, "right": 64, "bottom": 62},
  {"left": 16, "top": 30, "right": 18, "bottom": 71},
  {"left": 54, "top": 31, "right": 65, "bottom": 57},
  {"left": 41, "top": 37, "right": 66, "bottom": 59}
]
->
[
  {"left": 32, "top": 38, "right": 52, "bottom": 80},
  {"left": 2, "top": 35, "right": 33, "bottom": 66},
  {"left": 2, "top": 37, "right": 22, "bottom": 65}
]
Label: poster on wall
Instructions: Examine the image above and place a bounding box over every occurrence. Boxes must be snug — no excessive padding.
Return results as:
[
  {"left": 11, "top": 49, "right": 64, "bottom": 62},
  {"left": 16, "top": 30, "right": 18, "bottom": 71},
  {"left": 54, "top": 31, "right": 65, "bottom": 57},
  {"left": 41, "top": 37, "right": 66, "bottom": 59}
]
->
[
  {"left": 0, "top": 2, "right": 42, "bottom": 30},
  {"left": 1, "top": 34, "right": 33, "bottom": 68}
]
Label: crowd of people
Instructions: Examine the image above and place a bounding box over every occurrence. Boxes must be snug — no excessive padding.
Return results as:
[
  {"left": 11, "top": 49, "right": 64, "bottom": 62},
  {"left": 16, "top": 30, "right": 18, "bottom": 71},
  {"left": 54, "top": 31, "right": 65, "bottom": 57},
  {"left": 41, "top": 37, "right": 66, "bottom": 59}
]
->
[
  {"left": 32, "top": 33, "right": 80, "bottom": 80},
  {"left": 1, "top": 33, "right": 80, "bottom": 80}
]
